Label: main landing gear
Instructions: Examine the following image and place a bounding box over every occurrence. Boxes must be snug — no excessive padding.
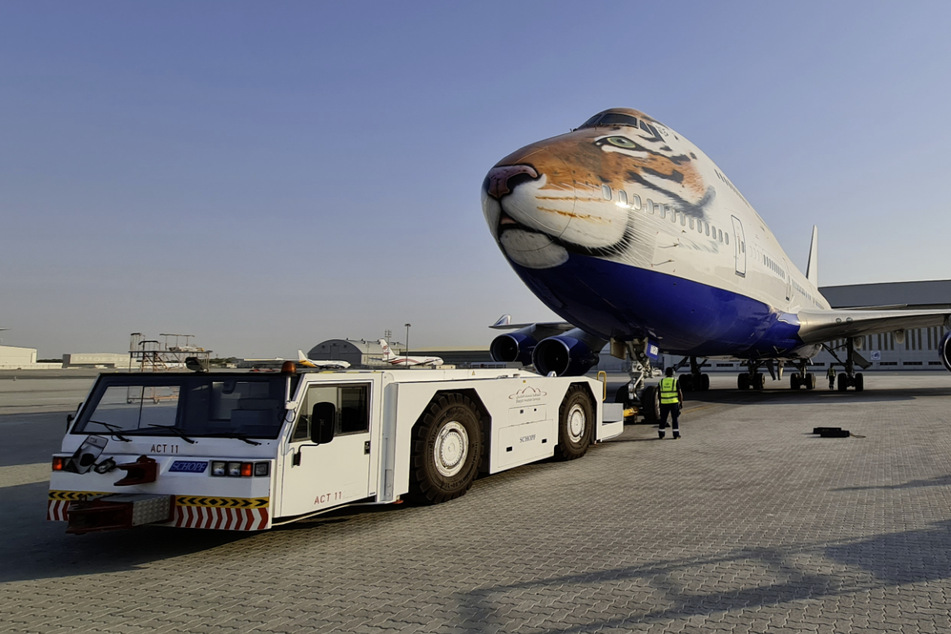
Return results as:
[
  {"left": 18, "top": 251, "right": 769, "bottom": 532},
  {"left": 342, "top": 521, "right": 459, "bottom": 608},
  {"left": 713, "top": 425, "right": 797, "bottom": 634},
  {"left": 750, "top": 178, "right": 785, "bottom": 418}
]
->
[
  {"left": 675, "top": 356, "right": 710, "bottom": 392},
  {"left": 737, "top": 359, "right": 774, "bottom": 391},
  {"left": 825, "top": 337, "right": 870, "bottom": 392},
  {"left": 789, "top": 360, "right": 817, "bottom": 390},
  {"left": 736, "top": 358, "right": 817, "bottom": 391}
]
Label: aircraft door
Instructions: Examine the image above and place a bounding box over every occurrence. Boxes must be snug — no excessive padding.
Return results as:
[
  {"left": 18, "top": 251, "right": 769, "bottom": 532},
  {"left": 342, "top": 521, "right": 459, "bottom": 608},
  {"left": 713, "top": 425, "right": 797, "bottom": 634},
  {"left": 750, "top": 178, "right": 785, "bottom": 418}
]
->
[
  {"left": 730, "top": 216, "right": 746, "bottom": 277},
  {"left": 785, "top": 261, "right": 792, "bottom": 300},
  {"left": 279, "top": 382, "right": 373, "bottom": 518}
]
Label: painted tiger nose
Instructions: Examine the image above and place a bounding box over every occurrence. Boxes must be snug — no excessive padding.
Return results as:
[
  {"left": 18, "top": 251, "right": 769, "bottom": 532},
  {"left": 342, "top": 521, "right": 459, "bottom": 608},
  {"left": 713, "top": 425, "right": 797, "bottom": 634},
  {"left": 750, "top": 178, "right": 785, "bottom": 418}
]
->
[{"left": 484, "top": 164, "right": 539, "bottom": 200}]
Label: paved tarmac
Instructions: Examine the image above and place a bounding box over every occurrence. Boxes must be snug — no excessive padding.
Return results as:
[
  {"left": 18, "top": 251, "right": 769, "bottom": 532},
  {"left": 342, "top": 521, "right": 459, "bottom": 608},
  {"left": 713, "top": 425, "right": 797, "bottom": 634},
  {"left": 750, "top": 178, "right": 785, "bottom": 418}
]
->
[{"left": 2, "top": 371, "right": 951, "bottom": 632}]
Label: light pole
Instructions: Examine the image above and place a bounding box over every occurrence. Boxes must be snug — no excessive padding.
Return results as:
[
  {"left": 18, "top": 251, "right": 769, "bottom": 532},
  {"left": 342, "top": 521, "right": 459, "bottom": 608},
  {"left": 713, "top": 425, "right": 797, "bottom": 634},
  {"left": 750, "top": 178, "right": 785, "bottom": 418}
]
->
[{"left": 404, "top": 323, "right": 411, "bottom": 366}]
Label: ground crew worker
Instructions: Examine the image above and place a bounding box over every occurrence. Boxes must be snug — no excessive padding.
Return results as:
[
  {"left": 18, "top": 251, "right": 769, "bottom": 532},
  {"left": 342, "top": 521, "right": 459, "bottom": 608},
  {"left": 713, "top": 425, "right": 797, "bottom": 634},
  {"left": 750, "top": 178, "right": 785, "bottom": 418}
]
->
[
  {"left": 827, "top": 365, "right": 836, "bottom": 390},
  {"left": 658, "top": 367, "right": 683, "bottom": 439}
]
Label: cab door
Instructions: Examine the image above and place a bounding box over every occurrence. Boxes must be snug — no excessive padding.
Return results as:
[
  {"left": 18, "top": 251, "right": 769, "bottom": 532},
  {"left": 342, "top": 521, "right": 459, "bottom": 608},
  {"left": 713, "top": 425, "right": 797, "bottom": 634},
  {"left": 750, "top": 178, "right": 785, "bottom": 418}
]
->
[{"left": 278, "top": 382, "right": 374, "bottom": 518}]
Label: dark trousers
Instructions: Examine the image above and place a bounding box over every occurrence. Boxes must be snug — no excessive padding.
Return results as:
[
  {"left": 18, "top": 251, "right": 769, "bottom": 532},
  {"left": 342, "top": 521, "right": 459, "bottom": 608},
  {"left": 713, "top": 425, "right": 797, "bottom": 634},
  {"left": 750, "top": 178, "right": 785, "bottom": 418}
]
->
[{"left": 659, "top": 403, "right": 680, "bottom": 431}]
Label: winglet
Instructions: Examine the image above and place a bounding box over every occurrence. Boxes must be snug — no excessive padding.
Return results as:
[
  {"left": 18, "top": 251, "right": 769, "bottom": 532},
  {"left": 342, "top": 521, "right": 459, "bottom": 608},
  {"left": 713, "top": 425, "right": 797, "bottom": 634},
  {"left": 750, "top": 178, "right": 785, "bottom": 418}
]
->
[
  {"left": 805, "top": 225, "right": 819, "bottom": 287},
  {"left": 297, "top": 350, "right": 308, "bottom": 362},
  {"left": 491, "top": 314, "right": 512, "bottom": 328}
]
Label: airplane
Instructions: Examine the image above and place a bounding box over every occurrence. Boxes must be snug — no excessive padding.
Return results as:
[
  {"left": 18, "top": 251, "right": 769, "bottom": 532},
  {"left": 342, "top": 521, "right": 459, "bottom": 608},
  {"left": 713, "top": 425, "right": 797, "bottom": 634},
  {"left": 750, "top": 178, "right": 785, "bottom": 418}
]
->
[
  {"left": 297, "top": 350, "right": 350, "bottom": 370},
  {"left": 482, "top": 107, "right": 951, "bottom": 415},
  {"left": 377, "top": 339, "right": 443, "bottom": 367}
]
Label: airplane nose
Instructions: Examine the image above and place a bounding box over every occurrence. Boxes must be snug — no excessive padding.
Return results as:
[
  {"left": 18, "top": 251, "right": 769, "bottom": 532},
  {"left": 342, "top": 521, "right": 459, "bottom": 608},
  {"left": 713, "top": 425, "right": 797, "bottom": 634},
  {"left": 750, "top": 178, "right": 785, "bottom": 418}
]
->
[{"left": 483, "top": 164, "right": 539, "bottom": 200}]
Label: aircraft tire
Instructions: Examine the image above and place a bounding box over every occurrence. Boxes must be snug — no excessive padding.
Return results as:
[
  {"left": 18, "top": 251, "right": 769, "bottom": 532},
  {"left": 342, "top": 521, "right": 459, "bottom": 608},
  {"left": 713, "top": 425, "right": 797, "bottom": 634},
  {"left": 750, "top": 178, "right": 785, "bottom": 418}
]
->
[
  {"left": 679, "top": 373, "right": 693, "bottom": 392},
  {"left": 407, "top": 393, "right": 483, "bottom": 505},
  {"left": 753, "top": 373, "right": 765, "bottom": 391},
  {"left": 641, "top": 386, "right": 661, "bottom": 422},
  {"left": 806, "top": 373, "right": 816, "bottom": 390},
  {"left": 837, "top": 373, "right": 849, "bottom": 392},
  {"left": 790, "top": 373, "right": 801, "bottom": 390},
  {"left": 738, "top": 373, "right": 750, "bottom": 390},
  {"left": 855, "top": 373, "right": 864, "bottom": 392},
  {"left": 700, "top": 373, "right": 710, "bottom": 391},
  {"left": 555, "top": 385, "right": 594, "bottom": 460},
  {"left": 614, "top": 384, "right": 633, "bottom": 405}
]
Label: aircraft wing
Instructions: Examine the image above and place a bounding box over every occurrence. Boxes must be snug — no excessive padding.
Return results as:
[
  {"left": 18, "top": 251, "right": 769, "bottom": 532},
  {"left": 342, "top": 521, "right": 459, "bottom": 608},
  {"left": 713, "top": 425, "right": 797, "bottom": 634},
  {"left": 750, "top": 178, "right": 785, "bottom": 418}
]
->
[
  {"left": 797, "top": 308, "right": 951, "bottom": 344},
  {"left": 489, "top": 314, "right": 576, "bottom": 339}
]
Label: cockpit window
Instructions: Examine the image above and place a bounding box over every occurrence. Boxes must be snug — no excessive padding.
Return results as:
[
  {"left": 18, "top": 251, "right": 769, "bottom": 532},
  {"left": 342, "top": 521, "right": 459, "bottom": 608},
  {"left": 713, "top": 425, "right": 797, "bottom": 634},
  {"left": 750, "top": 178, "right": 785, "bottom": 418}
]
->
[{"left": 579, "top": 112, "right": 639, "bottom": 129}]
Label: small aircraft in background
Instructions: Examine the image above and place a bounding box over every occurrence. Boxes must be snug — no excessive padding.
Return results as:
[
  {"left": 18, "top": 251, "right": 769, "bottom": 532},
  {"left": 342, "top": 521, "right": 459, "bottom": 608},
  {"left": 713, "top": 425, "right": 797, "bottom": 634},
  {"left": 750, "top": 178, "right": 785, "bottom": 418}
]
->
[
  {"left": 378, "top": 339, "right": 443, "bottom": 367},
  {"left": 297, "top": 350, "right": 350, "bottom": 370}
]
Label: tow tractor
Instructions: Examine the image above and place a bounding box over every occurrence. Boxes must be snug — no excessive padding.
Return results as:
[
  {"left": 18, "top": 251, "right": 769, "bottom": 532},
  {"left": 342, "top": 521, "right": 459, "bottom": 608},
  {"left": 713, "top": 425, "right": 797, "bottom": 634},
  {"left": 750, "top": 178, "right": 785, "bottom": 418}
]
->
[{"left": 49, "top": 363, "right": 623, "bottom": 533}]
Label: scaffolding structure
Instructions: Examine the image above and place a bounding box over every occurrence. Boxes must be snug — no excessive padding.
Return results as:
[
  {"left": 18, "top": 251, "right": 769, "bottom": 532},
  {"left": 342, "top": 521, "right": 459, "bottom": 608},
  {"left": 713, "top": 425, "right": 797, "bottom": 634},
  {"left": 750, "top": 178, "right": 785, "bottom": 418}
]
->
[{"left": 129, "top": 333, "right": 212, "bottom": 372}]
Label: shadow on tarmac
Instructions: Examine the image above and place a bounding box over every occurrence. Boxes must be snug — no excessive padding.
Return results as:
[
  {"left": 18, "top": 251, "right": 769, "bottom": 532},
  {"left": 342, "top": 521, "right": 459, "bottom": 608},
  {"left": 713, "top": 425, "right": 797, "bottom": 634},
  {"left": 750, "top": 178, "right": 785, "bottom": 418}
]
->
[
  {"left": 455, "top": 519, "right": 951, "bottom": 630},
  {"left": 0, "top": 481, "right": 252, "bottom": 583}
]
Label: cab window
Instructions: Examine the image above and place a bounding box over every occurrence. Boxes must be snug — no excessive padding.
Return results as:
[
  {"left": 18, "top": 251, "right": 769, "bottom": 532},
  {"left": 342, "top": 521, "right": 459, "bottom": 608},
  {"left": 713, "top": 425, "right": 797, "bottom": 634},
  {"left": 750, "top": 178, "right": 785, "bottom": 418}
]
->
[{"left": 292, "top": 383, "right": 370, "bottom": 442}]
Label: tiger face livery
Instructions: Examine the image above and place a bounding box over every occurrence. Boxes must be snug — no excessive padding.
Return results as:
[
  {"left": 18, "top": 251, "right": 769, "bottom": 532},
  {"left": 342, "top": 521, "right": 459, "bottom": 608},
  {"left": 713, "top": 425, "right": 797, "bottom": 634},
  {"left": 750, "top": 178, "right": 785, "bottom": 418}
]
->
[{"left": 483, "top": 108, "right": 715, "bottom": 270}]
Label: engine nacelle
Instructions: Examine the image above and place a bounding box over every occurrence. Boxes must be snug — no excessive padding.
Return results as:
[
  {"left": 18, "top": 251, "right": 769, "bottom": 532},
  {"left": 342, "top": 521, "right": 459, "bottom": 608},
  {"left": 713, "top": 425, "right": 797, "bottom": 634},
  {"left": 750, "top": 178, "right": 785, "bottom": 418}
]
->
[
  {"left": 489, "top": 329, "right": 537, "bottom": 366},
  {"left": 531, "top": 329, "right": 604, "bottom": 376},
  {"left": 940, "top": 331, "right": 951, "bottom": 373}
]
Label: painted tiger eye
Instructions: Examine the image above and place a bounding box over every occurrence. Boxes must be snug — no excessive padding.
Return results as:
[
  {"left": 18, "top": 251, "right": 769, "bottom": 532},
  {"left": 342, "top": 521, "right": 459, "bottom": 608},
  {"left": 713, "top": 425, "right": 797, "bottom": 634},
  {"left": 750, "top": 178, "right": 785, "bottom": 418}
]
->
[{"left": 605, "top": 136, "right": 637, "bottom": 149}]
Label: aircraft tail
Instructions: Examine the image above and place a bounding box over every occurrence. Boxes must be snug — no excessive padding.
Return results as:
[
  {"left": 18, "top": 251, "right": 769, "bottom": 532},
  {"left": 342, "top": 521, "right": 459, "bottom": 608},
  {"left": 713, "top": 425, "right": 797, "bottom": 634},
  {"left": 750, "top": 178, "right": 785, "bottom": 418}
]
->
[
  {"left": 491, "top": 314, "right": 512, "bottom": 328},
  {"left": 378, "top": 339, "right": 396, "bottom": 360},
  {"left": 297, "top": 350, "right": 309, "bottom": 362},
  {"left": 806, "top": 226, "right": 819, "bottom": 287}
]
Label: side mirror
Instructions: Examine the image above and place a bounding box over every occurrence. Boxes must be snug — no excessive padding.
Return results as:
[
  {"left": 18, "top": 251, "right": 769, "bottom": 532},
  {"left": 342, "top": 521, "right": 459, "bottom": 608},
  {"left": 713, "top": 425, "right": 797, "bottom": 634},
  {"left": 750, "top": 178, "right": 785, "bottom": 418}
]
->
[
  {"left": 66, "top": 402, "right": 82, "bottom": 430},
  {"left": 311, "top": 402, "right": 336, "bottom": 444}
]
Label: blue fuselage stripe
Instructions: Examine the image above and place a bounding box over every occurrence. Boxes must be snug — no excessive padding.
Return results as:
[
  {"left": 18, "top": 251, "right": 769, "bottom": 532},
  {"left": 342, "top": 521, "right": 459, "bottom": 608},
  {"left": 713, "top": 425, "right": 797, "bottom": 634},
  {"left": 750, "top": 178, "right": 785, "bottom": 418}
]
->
[{"left": 510, "top": 255, "right": 805, "bottom": 358}]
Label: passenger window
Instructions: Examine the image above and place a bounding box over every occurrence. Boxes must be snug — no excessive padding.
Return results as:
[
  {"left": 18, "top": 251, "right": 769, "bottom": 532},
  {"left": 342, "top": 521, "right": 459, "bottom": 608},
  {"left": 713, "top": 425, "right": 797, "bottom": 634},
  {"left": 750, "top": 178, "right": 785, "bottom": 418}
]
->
[
  {"left": 646, "top": 199, "right": 654, "bottom": 214},
  {"left": 602, "top": 185, "right": 612, "bottom": 200},
  {"left": 688, "top": 217, "right": 695, "bottom": 230},
  {"left": 618, "top": 190, "right": 628, "bottom": 206},
  {"left": 725, "top": 233, "right": 730, "bottom": 245},
  {"left": 631, "top": 194, "right": 641, "bottom": 210},
  {"left": 659, "top": 205, "right": 666, "bottom": 219},
  {"left": 704, "top": 222, "right": 710, "bottom": 236},
  {"left": 680, "top": 213, "right": 686, "bottom": 226}
]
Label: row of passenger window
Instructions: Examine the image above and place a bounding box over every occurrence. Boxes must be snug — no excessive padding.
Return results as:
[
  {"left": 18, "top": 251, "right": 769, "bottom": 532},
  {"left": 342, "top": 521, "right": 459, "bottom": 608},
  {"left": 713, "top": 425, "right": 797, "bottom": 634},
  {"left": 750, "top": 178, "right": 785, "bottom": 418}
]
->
[
  {"left": 763, "top": 254, "right": 786, "bottom": 280},
  {"left": 601, "top": 185, "right": 729, "bottom": 245}
]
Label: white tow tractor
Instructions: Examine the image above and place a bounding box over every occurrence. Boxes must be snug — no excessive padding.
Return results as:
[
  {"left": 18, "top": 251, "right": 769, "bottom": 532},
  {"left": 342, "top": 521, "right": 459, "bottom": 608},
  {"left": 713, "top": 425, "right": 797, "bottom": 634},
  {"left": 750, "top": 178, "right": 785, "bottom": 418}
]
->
[{"left": 49, "top": 365, "right": 623, "bottom": 533}]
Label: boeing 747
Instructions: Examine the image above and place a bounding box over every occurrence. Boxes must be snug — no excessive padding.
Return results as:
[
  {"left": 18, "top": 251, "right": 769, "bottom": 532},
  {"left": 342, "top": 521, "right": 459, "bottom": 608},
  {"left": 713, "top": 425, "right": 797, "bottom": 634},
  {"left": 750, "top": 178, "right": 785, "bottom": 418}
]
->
[{"left": 482, "top": 108, "right": 951, "bottom": 415}]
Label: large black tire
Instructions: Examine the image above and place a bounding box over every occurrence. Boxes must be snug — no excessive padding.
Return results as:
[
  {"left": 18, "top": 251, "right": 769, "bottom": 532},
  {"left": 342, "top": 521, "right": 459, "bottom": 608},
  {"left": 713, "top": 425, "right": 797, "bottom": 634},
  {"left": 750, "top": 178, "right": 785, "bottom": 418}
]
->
[
  {"left": 641, "top": 385, "right": 661, "bottom": 422},
  {"left": 555, "top": 385, "right": 594, "bottom": 460},
  {"left": 407, "top": 393, "right": 483, "bottom": 505},
  {"left": 614, "top": 384, "right": 633, "bottom": 405},
  {"left": 679, "top": 373, "right": 694, "bottom": 392},
  {"left": 737, "top": 373, "right": 750, "bottom": 390}
]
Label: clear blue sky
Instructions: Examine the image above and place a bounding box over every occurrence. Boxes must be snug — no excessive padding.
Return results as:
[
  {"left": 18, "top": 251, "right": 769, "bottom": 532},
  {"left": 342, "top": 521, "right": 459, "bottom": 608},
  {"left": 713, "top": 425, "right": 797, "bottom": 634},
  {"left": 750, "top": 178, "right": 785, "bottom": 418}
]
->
[{"left": 3, "top": 1, "right": 951, "bottom": 358}]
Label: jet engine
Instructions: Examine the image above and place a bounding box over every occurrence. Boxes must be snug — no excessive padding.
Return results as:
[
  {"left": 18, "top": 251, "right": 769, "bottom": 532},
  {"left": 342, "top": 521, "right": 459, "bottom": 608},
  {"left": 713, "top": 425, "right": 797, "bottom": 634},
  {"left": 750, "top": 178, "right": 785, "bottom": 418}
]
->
[
  {"left": 531, "top": 329, "right": 605, "bottom": 376},
  {"left": 489, "top": 328, "right": 537, "bottom": 366},
  {"left": 940, "top": 331, "right": 951, "bottom": 373}
]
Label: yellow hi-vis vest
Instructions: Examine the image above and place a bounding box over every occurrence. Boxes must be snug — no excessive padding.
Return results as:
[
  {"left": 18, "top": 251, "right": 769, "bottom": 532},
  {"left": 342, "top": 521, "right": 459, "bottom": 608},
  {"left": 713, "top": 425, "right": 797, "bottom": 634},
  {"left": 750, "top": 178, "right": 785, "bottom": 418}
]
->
[{"left": 660, "top": 377, "right": 679, "bottom": 405}]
